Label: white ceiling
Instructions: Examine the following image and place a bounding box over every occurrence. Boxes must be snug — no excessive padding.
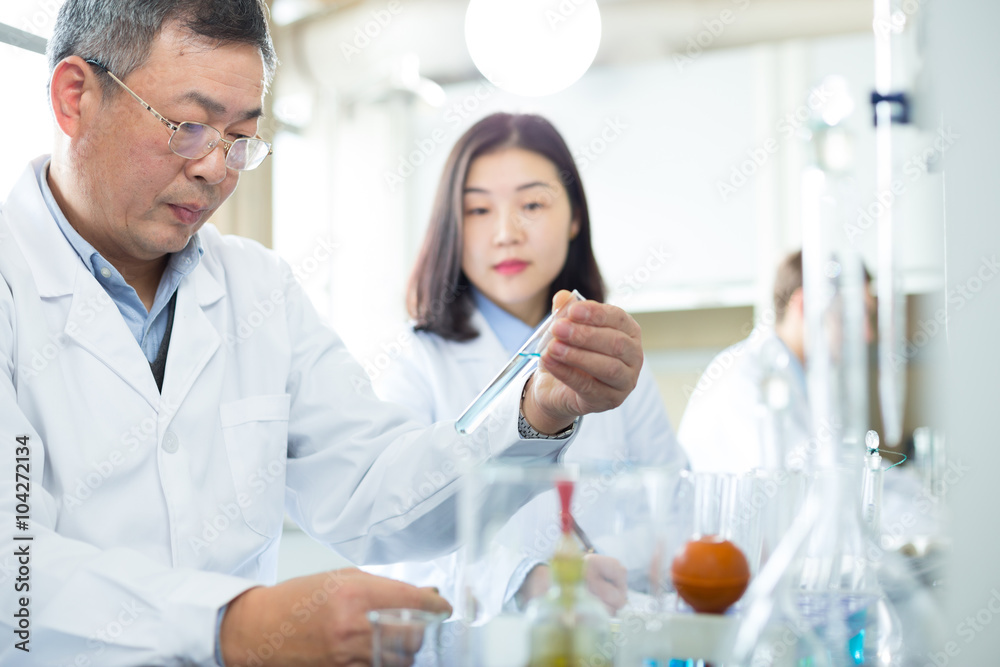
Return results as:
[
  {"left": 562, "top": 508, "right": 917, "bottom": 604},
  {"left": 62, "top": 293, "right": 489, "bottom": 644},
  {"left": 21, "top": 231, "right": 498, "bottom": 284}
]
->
[{"left": 273, "top": 0, "right": 874, "bottom": 92}]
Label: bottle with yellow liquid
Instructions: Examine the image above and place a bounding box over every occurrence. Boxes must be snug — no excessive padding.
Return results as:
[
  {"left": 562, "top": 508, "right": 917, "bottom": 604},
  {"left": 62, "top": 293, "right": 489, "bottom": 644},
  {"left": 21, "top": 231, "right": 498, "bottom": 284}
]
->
[{"left": 525, "top": 480, "right": 612, "bottom": 667}]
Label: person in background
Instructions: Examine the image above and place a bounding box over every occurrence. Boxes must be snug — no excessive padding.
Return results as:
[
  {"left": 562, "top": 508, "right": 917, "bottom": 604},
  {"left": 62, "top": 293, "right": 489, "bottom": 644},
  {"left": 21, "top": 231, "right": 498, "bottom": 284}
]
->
[
  {"left": 0, "top": 3, "right": 649, "bottom": 665},
  {"left": 678, "top": 250, "right": 936, "bottom": 539},
  {"left": 364, "top": 112, "right": 689, "bottom": 620},
  {"left": 678, "top": 250, "right": 816, "bottom": 473},
  {"left": 678, "top": 250, "right": 883, "bottom": 472}
]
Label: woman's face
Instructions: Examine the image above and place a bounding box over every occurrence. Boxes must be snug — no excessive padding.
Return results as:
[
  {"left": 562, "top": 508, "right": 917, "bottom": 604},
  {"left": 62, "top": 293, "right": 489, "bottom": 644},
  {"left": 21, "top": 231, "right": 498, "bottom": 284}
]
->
[{"left": 460, "top": 147, "right": 579, "bottom": 326}]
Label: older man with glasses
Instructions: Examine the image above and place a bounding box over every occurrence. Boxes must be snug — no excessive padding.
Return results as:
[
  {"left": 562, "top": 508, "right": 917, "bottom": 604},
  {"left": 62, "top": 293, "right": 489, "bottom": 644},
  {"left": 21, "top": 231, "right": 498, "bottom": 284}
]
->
[{"left": 0, "top": 1, "right": 648, "bottom": 665}]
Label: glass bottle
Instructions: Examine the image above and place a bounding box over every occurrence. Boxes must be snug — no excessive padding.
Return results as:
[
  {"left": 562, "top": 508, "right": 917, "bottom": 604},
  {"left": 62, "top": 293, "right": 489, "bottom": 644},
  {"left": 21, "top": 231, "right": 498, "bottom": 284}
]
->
[{"left": 525, "top": 480, "right": 612, "bottom": 667}]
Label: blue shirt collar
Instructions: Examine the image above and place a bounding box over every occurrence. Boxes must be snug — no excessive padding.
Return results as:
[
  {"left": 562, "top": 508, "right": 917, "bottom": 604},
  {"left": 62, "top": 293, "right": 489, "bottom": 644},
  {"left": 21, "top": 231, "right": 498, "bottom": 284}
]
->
[{"left": 472, "top": 288, "right": 537, "bottom": 355}]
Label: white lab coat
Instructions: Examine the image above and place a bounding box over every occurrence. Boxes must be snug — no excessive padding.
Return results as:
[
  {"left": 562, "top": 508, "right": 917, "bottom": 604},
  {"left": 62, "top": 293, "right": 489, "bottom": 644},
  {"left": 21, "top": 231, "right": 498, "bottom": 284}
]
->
[
  {"left": 678, "top": 327, "right": 939, "bottom": 540},
  {"left": 678, "top": 327, "right": 812, "bottom": 473},
  {"left": 364, "top": 308, "right": 688, "bottom": 620},
  {"left": 0, "top": 157, "right": 570, "bottom": 666}
]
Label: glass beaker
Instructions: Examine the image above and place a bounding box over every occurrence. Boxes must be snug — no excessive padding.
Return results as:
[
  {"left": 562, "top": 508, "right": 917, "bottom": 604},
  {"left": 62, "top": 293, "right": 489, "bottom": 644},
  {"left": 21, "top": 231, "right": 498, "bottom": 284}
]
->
[
  {"left": 369, "top": 608, "right": 448, "bottom": 667},
  {"left": 457, "top": 462, "right": 687, "bottom": 666}
]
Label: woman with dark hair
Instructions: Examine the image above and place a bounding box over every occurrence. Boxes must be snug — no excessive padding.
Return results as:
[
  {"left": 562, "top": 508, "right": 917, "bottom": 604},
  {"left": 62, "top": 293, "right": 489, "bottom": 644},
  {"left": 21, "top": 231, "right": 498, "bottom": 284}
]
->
[{"left": 365, "top": 112, "right": 687, "bottom": 620}]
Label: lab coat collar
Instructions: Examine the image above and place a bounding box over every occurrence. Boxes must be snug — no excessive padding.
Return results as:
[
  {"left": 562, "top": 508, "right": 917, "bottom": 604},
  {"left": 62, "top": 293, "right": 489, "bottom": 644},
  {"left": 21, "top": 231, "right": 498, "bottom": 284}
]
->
[
  {"left": 5, "top": 156, "right": 78, "bottom": 298},
  {"left": 4, "top": 157, "right": 225, "bottom": 408},
  {"left": 450, "top": 307, "right": 509, "bottom": 362},
  {"left": 471, "top": 288, "right": 535, "bottom": 355},
  {"left": 5, "top": 157, "right": 225, "bottom": 308}
]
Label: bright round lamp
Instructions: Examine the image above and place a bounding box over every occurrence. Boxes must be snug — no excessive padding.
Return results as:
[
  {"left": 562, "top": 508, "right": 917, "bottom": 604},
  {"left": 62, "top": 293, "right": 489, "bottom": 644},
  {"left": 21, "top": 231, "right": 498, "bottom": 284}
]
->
[{"left": 464, "top": 0, "right": 602, "bottom": 97}]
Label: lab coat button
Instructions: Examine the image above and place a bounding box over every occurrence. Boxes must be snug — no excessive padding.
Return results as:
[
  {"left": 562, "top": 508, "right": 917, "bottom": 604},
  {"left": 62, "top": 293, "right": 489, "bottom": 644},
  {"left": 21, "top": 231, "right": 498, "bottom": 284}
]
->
[{"left": 162, "top": 431, "right": 179, "bottom": 453}]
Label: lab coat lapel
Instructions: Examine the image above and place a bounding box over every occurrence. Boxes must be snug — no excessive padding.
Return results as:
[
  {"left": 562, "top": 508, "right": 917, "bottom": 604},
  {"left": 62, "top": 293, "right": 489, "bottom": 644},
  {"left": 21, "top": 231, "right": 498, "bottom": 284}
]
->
[
  {"left": 159, "top": 264, "right": 223, "bottom": 420},
  {"left": 450, "top": 308, "right": 511, "bottom": 390},
  {"left": 3, "top": 160, "right": 162, "bottom": 407},
  {"left": 64, "top": 266, "right": 163, "bottom": 406},
  {"left": 453, "top": 309, "right": 508, "bottom": 362}
]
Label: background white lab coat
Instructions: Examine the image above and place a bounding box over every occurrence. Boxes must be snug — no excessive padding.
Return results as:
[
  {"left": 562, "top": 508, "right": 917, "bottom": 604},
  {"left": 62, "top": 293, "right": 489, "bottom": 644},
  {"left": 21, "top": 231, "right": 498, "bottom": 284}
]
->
[
  {"left": 678, "top": 326, "right": 939, "bottom": 544},
  {"left": 678, "top": 327, "right": 812, "bottom": 473},
  {"left": 0, "top": 157, "right": 569, "bottom": 666},
  {"left": 364, "top": 307, "right": 688, "bottom": 620}
]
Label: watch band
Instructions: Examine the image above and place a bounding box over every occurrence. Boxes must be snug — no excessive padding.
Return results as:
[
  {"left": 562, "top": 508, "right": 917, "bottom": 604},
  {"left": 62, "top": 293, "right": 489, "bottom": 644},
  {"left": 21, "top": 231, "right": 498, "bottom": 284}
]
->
[{"left": 518, "top": 380, "right": 577, "bottom": 439}]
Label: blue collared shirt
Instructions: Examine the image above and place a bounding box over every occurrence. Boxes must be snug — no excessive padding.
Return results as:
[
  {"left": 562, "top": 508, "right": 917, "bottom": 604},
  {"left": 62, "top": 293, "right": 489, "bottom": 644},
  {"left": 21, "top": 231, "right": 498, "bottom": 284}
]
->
[
  {"left": 37, "top": 160, "right": 203, "bottom": 363},
  {"left": 472, "top": 288, "right": 536, "bottom": 354}
]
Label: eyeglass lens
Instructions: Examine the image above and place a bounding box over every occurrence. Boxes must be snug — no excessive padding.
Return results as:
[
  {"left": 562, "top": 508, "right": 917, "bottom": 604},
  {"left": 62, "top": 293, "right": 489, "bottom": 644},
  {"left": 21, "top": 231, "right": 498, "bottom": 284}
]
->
[{"left": 169, "top": 122, "right": 270, "bottom": 171}]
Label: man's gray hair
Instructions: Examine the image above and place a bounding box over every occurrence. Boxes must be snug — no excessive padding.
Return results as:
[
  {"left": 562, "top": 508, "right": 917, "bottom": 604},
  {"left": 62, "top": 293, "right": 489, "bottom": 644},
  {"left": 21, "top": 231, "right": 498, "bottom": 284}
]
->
[{"left": 48, "top": 0, "right": 277, "bottom": 95}]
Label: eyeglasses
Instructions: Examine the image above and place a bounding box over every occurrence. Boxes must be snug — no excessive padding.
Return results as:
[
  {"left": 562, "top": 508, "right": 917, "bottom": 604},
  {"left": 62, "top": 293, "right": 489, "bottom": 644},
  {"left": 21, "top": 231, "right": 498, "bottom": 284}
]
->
[{"left": 85, "top": 59, "right": 273, "bottom": 172}]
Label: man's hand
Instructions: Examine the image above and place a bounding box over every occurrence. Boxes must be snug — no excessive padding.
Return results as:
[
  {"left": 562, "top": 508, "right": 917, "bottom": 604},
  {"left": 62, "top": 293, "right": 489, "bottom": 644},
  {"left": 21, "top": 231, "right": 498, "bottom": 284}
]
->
[
  {"left": 522, "top": 290, "right": 643, "bottom": 434},
  {"left": 220, "top": 568, "right": 451, "bottom": 667},
  {"left": 515, "top": 555, "right": 628, "bottom": 615}
]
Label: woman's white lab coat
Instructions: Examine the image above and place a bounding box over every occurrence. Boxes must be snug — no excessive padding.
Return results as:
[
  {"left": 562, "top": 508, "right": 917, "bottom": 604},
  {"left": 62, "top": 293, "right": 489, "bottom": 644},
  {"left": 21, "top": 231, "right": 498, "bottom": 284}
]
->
[
  {"left": 0, "top": 158, "right": 568, "bottom": 665},
  {"left": 364, "top": 307, "right": 688, "bottom": 619}
]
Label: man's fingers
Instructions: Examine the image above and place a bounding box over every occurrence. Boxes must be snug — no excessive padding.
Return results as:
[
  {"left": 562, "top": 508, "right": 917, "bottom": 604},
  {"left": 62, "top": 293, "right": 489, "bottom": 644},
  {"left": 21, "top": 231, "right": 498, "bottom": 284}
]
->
[{"left": 360, "top": 573, "right": 452, "bottom": 615}]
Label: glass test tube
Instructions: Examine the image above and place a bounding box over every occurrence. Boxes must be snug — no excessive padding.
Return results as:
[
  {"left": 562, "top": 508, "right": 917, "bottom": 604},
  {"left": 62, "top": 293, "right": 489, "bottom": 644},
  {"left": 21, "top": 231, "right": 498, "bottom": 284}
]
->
[{"left": 455, "top": 290, "right": 585, "bottom": 435}]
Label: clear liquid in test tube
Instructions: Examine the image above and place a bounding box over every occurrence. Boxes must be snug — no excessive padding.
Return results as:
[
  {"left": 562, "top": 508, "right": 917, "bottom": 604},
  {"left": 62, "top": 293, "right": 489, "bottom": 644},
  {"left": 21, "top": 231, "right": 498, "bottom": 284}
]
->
[{"left": 455, "top": 290, "right": 585, "bottom": 435}]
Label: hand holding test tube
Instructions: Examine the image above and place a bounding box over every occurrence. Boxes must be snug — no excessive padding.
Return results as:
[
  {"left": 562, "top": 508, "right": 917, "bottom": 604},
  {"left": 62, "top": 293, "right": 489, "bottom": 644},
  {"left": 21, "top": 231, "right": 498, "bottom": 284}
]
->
[{"left": 456, "top": 290, "right": 586, "bottom": 434}]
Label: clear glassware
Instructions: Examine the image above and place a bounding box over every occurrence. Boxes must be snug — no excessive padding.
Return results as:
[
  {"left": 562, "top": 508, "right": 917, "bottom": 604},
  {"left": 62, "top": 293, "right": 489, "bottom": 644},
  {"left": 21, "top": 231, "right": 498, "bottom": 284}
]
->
[
  {"left": 369, "top": 608, "right": 448, "bottom": 667},
  {"left": 861, "top": 431, "right": 884, "bottom": 541},
  {"left": 726, "top": 77, "right": 904, "bottom": 667},
  {"left": 456, "top": 463, "right": 687, "bottom": 666}
]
